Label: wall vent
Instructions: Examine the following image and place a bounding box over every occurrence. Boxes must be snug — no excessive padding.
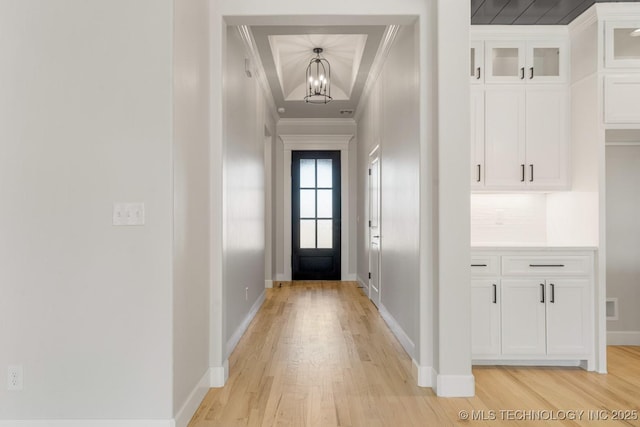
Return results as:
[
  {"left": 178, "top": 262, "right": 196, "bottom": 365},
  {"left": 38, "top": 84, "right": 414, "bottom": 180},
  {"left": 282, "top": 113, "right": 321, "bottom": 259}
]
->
[{"left": 606, "top": 298, "right": 619, "bottom": 321}]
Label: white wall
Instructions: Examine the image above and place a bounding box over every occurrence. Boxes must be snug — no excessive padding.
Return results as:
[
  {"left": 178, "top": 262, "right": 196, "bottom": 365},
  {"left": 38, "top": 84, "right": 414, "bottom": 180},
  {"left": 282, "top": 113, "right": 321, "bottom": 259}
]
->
[
  {"left": 0, "top": 0, "right": 174, "bottom": 420},
  {"left": 224, "top": 26, "right": 273, "bottom": 355},
  {"left": 173, "top": 0, "right": 211, "bottom": 418},
  {"left": 606, "top": 145, "right": 640, "bottom": 341}
]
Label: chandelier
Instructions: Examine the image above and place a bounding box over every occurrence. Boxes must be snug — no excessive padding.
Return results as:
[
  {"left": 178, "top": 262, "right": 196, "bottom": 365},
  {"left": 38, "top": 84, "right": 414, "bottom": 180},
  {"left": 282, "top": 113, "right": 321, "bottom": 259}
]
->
[{"left": 304, "top": 48, "right": 332, "bottom": 104}]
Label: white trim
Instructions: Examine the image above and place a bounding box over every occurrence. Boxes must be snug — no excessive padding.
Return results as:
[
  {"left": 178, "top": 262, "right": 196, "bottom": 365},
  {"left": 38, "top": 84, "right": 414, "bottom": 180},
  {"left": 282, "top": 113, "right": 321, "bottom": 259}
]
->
[
  {"left": 236, "top": 26, "right": 280, "bottom": 122},
  {"left": 378, "top": 303, "right": 415, "bottom": 358},
  {"left": 595, "top": 2, "right": 640, "bottom": 21},
  {"left": 275, "top": 273, "right": 288, "bottom": 282},
  {"left": 355, "top": 25, "right": 400, "bottom": 121},
  {"left": 412, "top": 359, "right": 435, "bottom": 388},
  {"left": 435, "top": 374, "right": 475, "bottom": 398},
  {"left": 344, "top": 274, "right": 357, "bottom": 281},
  {"left": 281, "top": 134, "right": 354, "bottom": 281},
  {"left": 209, "top": 360, "right": 229, "bottom": 388},
  {"left": 174, "top": 369, "right": 211, "bottom": 427},
  {"left": 605, "top": 141, "right": 640, "bottom": 146},
  {"left": 226, "top": 290, "right": 266, "bottom": 357},
  {"left": 472, "top": 360, "right": 583, "bottom": 367},
  {"left": 0, "top": 421, "right": 173, "bottom": 427},
  {"left": 470, "top": 25, "right": 569, "bottom": 40},
  {"left": 278, "top": 118, "right": 356, "bottom": 127},
  {"left": 265, "top": 280, "right": 273, "bottom": 289},
  {"left": 607, "top": 331, "right": 640, "bottom": 346},
  {"left": 357, "top": 275, "right": 369, "bottom": 294}
]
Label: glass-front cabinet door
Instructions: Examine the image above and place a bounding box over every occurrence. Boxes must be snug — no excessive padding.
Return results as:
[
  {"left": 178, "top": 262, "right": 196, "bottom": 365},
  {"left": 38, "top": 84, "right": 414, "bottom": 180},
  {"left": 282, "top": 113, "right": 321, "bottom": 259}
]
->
[
  {"left": 485, "top": 41, "right": 526, "bottom": 83},
  {"left": 605, "top": 21, "right": 640, "bottom": 69},
  {"left": 485, "top": 40, "right": 566, "bottom": 84}
]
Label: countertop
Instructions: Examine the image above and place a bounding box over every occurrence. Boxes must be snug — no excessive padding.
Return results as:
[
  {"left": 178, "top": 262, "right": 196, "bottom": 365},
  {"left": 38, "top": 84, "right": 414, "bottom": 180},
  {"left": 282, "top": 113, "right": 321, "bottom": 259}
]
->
[{"left": 471, "top": 244, "right": 598, "bottom": 251}]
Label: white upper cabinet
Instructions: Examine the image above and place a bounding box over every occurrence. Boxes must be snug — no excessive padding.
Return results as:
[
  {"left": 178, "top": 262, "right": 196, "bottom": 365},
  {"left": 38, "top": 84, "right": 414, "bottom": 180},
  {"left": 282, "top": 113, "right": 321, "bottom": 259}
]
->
[
  {"left": 470, "top": 41, "right": 485, "bottom": 84},
  {"left": 485, "top": 40, "right": 567, "bottom": 84},
  {"left": 604, "top": 20, "right": 640, "bottom": 69}
]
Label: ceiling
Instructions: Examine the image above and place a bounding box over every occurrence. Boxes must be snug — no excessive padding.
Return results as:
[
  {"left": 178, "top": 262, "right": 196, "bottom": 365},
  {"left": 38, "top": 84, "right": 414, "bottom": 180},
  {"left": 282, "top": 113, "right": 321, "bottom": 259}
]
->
[
  {"left": 471, "top": 0, "right": 640, "bottom": 25},
  {"left": 252, "top": 25, "right": 385, "bottom": 119},
  {"left": 249, "top": 2, "right": 639, "bottom": 119}
]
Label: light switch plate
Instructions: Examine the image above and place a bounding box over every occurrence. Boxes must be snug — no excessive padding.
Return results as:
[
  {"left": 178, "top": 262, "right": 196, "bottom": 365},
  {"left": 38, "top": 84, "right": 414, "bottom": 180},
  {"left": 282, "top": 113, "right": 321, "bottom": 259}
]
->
[{"left": 113, "top": 203, "right": 145, "bottom": 226}]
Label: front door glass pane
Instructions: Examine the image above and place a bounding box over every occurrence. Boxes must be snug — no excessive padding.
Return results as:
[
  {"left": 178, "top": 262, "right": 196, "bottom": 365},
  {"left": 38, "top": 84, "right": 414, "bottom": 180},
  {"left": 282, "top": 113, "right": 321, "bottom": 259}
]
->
[
  {"left": 300, "top": 159, "right": 316, "bottom": 188},
  {"left": 300, "top": 219, "right": 316, "bottom": 249},
  {"left": 300, "top": 189, "right": 316, "bottom": 218},
  {"left": 317, "top": 159, "right": 333, "bottom": 188},
  {"left": 317, "top": 190, "right": 332, "bottom": 218},
  {"left": 317, "top": 220, "right": 333, "bottom": 249}
]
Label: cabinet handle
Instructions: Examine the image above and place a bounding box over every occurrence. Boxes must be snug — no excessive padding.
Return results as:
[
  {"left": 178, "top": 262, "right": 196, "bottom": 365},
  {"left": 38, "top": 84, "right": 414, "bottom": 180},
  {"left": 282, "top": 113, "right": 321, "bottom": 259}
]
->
[
  {"left": 550, "top": 283, "right": 555, "bottom": 303},
  {"left": 520, "top": 67, "right": 525, "bottom": 80},
  {"left": 471, "top": 264, "right": 487, "bottom": 267},
  {"left": 477, "top": 164, "right": 481, "bottom": 182},
  {"left": 530, "top": 67, "right": 534, "bottom": 79},
  {"left": 530, "top": 164, "right": 534, "bottom": 182},
  {"left": 521, "top": 164, "right": 525, "bottom": 182},
  {"left": 529, "top": 264, "right": 565, "bottom": 268},
  {"left": 476, "top": 67, "right": 481, "bottom": 80},
  {"left": 492, "top": 284, "right": 497, "bottom": 304},
  {"left": 540, "top": 283, "right": 545, "bottom": 303},
  {"left": 373, "top": 235, "right": 380, "bottom": 238}
]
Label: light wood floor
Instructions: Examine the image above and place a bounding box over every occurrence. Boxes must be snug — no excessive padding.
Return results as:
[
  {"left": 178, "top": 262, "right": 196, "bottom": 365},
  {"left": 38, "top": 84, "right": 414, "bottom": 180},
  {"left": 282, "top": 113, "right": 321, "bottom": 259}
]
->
[{"left": 189, "top": 281, "right": 640, "bottom": 426}]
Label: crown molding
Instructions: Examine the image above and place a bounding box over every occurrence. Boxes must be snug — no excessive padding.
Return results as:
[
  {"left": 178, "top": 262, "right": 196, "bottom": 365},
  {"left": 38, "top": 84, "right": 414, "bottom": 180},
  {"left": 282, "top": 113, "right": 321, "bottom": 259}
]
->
[
  {"left": 277, "top": 117, "right": 356, "bottom": 126},
  {"left": 470, "top": 25, "right": 569, "bottom": 39},
  {"left": 595, "top": 2, "right": 640, "bottom": 21},
  {"left": 237, "top": 25, "right": 280, "bottom": 122},
  {"left": 568, "top": 4, "right": 597, "bottom": 35}
]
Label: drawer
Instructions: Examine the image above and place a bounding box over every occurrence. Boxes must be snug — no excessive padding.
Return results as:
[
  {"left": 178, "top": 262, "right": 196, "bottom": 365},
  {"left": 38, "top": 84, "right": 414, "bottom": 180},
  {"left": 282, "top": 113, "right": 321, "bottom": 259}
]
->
[
  {"left": 471, "top": 255, "right": 500, "bottom": 276},
  {"left": 502, "top": 255, "right": 592, "bottom": 276}
]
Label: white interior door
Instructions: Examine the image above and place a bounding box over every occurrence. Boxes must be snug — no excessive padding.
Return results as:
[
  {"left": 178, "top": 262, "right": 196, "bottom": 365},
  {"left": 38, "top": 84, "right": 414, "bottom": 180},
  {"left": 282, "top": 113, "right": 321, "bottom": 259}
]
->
[{"left": 369, "top": 154, "right": 381, "bottom": 307}]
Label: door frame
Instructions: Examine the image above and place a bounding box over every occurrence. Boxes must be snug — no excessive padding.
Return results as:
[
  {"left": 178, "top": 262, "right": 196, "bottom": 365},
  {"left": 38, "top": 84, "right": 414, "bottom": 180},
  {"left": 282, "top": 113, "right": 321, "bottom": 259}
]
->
[
  {"left": 368, "top": 145, "right": 381, "bottom": 306},
  {"left": 280, "top": 134, "right": 353, "bottom": 281}
]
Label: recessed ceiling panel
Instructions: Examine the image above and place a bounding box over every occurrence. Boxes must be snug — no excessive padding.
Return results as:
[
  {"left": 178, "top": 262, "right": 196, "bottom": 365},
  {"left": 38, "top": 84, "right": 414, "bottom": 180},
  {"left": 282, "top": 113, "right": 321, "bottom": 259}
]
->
[{"left": 268, "top": 34, "right": 368, "bottom": 102}]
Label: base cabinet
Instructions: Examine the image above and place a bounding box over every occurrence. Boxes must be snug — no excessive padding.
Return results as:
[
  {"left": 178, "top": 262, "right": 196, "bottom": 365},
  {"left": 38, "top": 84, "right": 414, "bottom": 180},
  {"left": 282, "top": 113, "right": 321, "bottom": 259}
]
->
[
  {"left": 471, "top": 279, "right": 500, "bottom": 356},
  {"left": 471, "top": 250, "right": 594, "bottom": 366}
]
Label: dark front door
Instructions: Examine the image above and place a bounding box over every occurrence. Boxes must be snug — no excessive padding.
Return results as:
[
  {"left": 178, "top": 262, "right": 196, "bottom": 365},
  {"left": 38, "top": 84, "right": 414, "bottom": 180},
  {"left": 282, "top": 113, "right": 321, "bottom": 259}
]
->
[{"left": 292, "top": 150, "right": 341, "bottom": 280}]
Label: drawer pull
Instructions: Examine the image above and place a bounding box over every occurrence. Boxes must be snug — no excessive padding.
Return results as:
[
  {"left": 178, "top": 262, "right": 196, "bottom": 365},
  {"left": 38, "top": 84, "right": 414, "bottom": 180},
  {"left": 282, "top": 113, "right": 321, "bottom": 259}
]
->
[
  {"left": 529, "top": 264, "right": 565, "bottom": 268},
  {"left": 471, "top": 264, "right": 487, "bottom": 267},
  {"left": 550, "top": 283, "right": 555, "bottom": 303},
  {"left": 492, "top": 284, "right": 497, "bottom": 304},
  {"left": 540, "top": 283, "right": 545, "bottom": 303}
]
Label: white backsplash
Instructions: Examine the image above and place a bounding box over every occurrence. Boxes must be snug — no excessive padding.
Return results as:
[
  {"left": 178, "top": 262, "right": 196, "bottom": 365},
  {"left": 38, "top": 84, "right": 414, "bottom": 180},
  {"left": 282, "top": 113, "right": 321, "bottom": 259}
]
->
[{"left": 471, "top": 193, "right": 547, "bottom": 245}]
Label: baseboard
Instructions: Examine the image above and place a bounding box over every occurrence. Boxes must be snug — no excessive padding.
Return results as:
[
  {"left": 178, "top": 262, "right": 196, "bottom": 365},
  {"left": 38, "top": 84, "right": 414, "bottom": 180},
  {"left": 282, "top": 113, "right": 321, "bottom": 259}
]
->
[
  {"left": 356, "top": 275, "right": 369, "bottom": 294},
  {"left": 378, "top": 303, "right": 415, "bottom": 358},
  {"left": 275, "top": 274, "right": 289, "bottom": 281},
  {"left": 210, "top": 359, "right": 229, "bottom": 388},
  {"left": 265, "top": 280, "right": 273, "bottom": 289},
  {"left": 0, "top": 420, "right": 173, "bottom": 427},
  {"left": 173, "top": 369, "right": 211, "bottom": 427},
  {"left": 473, "top": 360, "right": 582, "bottom": 367},
  {"left": 435, "top": 373, "right": 475, "bottom": 397},
  {"left": 608, "top": 331, "right": 640, "bottom": 345},
  {"left": 343, "top": 273, "right": 357, "bottom": 281},
  {"left": 412, "top": 359, "right": 435, "bottom": 388},
  {"left": 226, "top": 290, "right": 266, "bottom": 357}
]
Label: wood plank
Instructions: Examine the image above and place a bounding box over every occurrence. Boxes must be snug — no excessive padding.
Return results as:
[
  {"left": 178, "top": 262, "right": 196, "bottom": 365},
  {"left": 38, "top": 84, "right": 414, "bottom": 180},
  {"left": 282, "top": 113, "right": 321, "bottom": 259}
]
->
[
  {"left": 513, "top": 0, "right": 562, "bottom": 25},
  {"left": 491, "top": 0, "right": 537, "bottom": 25},
  {"left": 472, "top": 0, "right": 512, "bottom": 25},
  {"left": 188, "top": 281, "right": 640, "bottom": 427},
  {"left": 536, "top": 0, "right": 587, "bottom": 25}
]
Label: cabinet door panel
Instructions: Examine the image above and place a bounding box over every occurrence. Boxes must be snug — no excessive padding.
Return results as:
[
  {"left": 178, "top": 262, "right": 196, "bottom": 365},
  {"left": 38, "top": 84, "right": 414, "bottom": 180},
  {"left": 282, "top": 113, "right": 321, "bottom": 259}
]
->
[
  {"left": 471, "top": 279, "right": 500, "bottom": 357},
  {"left": 486, "top": 41, "right": 526, "bottom": 84},
  {"left": 525, "top": 87, "right": 569, "bottom": 189},
  {"left": 470, "top": 88, "right": 485, "bottom": 187},
  {"left": 525, "top": 41, "right": 567, "bottom": 83},
  {"left": 501, "top": 279, "right": 546, "bottom": 355},
  {"left": 484, "top": 87, "right": 526, "bottom": 188},
  {"left": 546, "top": 279, "right": 591, "bottom": 356}
]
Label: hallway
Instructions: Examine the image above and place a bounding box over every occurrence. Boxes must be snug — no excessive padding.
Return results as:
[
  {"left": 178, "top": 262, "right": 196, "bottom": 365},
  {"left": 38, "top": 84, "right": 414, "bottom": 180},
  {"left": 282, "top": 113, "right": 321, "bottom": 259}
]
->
[{"left": 189, "top": 282, "right": 640, "bottom": 427}]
